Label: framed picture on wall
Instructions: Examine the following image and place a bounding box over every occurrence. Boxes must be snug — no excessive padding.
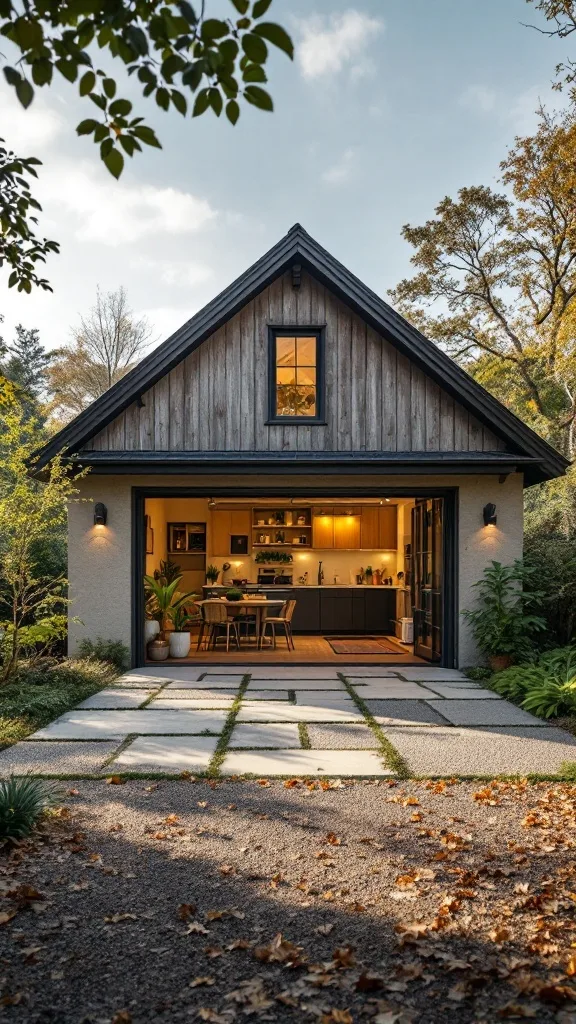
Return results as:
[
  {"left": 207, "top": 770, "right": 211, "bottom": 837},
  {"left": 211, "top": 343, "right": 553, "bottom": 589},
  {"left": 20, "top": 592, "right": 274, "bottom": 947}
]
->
[{"left": 145, "top": 515, "right": 154, "bottom": 554}]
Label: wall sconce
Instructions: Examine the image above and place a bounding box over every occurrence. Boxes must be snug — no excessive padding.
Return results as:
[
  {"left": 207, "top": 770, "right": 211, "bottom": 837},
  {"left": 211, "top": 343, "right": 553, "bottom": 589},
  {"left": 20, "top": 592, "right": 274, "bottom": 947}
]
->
[
  {"left": 94, "top": 502, "right": 108, "bottom": 526},
  {"left": 482, "top": 502, "right": 497, "bottom": 527}
]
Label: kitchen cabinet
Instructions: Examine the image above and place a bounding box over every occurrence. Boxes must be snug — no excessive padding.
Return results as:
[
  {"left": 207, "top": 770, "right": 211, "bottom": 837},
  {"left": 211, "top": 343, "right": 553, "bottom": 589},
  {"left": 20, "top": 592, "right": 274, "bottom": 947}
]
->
[
  {"left": 290, "top": 589, "right": 320, "bottom": 632},
  {"left": 320, "top": 591, "right": 353, "bottom": 632},
  {"left": 333, "top": 514, "right": 361, "bottom": 549},
  {"left": 312, "top": 513, "right": 334, "bottom": 549},
  {"left": 378, "top": 506, "right": 398, "bottom": 550},
  {"left": 365, "top": 589, "right": 395, "bottom": 633},
  {"left": 230, "top": 510, "right": 251, "bottom": 537},
  {"left": 211, "top": 510, "right": 231, "bottom": 556},
  {"left": 360, "top": 508, "right": 379, "bottom": 549}
]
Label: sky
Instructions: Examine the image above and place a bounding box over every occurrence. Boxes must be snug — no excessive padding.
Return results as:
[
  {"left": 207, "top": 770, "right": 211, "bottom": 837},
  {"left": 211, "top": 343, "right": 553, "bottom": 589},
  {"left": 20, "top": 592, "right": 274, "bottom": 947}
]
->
[{"left": 0, "top": 0, "right": 570, "bottom": 353}]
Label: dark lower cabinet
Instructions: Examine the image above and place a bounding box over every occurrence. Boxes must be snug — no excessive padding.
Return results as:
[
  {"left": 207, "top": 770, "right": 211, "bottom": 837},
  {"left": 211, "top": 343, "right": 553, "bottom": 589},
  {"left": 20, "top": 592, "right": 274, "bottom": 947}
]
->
[
  {"left": 290, "top": 589, "right": 320, "bottom": 632},
  {"left": 258, "top": 587, "right": 396, "bottom": 634}
]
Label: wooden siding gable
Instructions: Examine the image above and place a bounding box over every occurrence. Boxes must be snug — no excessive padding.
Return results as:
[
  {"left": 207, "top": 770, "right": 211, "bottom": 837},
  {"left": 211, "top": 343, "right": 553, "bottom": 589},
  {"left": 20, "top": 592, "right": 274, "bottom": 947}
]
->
[{"left": 86, "top": 269, "right": 507, "bottom": 456}]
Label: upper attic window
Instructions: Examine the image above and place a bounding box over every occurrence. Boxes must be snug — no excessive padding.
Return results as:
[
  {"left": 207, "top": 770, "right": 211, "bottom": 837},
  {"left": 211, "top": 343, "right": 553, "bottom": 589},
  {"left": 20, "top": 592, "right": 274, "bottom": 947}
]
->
[{"left": 267, "top": 328, "right": 325, "bottom": 423}]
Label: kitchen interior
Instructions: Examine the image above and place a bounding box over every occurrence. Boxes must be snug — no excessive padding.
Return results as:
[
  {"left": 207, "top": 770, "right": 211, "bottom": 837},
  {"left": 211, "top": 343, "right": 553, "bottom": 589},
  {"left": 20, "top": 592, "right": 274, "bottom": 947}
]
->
[{"left": 143, "top": 495, "right": 438, "bottom": 662}]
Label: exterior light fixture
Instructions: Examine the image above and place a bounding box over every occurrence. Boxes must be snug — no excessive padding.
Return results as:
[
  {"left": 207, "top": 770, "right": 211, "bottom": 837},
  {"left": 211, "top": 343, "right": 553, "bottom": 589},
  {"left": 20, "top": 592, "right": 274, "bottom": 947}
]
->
[
  {"left": 94, "top": 502, "right": 107, "bottom": 526},
  {"left": 208, "top": 498, "right": 216, "bottom": 508},
  {"left": 482, "top": 502, "right": 497, "bottom": 527}
]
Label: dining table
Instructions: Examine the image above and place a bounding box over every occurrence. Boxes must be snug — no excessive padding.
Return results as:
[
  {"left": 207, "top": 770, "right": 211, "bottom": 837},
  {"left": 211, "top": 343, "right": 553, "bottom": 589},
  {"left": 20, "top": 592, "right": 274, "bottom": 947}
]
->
[{"left": 196, "top": 598, "right": 286, "bottom": 650}]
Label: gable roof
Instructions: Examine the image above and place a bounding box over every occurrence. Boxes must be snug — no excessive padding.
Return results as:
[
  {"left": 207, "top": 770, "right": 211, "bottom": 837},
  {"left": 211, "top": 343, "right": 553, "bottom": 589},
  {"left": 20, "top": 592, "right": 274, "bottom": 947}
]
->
[{"left": 34, "top": 223, "right": 568, "bottom": 482}]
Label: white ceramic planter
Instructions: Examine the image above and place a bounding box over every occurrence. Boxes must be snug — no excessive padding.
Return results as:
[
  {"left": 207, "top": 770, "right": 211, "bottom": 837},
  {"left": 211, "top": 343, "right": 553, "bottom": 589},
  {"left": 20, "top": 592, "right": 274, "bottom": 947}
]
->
[
  {"left": 169, "top": 632, "right": 191, "bottom": 659},
  {"left": 144, "top": 620, "right": 160, "bottom": 644}
]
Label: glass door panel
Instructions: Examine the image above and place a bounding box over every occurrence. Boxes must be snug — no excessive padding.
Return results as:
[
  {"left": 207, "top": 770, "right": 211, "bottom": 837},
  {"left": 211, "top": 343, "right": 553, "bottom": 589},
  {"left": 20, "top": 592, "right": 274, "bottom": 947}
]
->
[{"left": 411, "top": 498, "right": 443, "bottom": 662}]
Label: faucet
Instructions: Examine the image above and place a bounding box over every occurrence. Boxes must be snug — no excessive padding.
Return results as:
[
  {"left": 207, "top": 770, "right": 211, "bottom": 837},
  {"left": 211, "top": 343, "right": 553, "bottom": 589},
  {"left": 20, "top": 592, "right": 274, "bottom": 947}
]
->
[{"left": 317, "top": 560, "right": 324, "bottom": 586}]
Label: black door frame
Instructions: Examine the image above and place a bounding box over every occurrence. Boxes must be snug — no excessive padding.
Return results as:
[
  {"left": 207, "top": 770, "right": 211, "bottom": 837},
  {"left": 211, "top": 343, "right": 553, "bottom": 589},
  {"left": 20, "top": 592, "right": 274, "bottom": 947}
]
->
[{"left": 132, "top": 485, "right": 459, "bottom": 668}]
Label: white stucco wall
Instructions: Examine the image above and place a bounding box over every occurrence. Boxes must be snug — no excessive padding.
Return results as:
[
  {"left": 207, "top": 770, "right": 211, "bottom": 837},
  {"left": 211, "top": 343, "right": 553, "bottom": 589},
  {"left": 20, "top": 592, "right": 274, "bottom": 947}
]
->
[{"left": 67, "top": 472, "right": 524, "bottom": 667}]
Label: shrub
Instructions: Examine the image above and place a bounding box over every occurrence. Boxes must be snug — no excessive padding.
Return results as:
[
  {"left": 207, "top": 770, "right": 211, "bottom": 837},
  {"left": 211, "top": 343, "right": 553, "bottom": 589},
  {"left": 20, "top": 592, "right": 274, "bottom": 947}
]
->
[
  {"left": 76, "top": 637, "right": 129, "bottom": 670},
  {"left": 490, "top": 645, "right": 576, "bottom": 719},
  {"left": 462, "top": 560, "right": 547, "bottom": 663},
  {"left": 524, "top": 532, "right": 576, "bottom": 646},
  {"left": 0, "top": 776, "right": 59, "bottom": 839}
]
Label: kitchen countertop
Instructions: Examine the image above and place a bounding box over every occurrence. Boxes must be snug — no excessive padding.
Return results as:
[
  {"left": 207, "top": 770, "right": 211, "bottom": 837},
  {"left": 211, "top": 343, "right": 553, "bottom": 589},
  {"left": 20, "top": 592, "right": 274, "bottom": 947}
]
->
[{"left": 203, "top": 584, "right": 405, "bottom": 590}]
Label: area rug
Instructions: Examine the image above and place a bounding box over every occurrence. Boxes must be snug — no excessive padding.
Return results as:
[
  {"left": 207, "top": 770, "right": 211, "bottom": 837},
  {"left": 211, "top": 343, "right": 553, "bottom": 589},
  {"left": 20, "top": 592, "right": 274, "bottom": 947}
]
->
[{"left": 326, "top": 637, "right": 408, "bottom": 655}]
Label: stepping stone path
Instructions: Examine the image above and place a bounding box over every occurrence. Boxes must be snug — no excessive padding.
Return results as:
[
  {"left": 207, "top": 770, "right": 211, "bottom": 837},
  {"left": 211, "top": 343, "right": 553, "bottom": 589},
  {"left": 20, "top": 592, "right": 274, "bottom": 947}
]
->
[{"left": 1, "top": 666, "right": 575, "bottom": 778}]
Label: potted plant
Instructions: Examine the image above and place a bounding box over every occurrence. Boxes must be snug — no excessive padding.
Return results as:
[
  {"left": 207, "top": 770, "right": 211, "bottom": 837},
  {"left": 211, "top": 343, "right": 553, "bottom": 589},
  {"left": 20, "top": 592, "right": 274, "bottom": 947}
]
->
[
  {"left": 206, "top": 564, "right": 220, "bottom": 584},
  {"left": 462, "top": 560, "right": 547, "bottom": 671},
  {"left": 167, "top": 602, "right": 197, "bottom": 659},
  {"left": 143, "top": 575, "right": 196, "bottom": 661},
  {"left": 225, "top": 587, "right": 243, "bottom": 602}
]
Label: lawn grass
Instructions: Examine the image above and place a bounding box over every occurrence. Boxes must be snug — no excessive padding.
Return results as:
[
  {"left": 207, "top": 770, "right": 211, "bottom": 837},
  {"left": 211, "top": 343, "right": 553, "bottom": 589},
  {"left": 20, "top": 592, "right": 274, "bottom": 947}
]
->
[{"left": 0, "top": 660, "right": 118, "bottom": 749}]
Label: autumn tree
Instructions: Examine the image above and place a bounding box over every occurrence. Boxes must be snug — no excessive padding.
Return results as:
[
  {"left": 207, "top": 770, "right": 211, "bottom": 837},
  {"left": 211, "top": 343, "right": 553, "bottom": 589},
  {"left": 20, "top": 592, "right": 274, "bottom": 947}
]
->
[
  {"left": 0, "top": 1, "right": 293, "bottom": 292},
  {"left": 526, "top": 0, "right": 576, "bottom": 87},
  {"left": 390, "top": 104, "right": 576, "bottom": 458},
  {"left": 48, "top": 286, "right": 152, "bottom": 421}
]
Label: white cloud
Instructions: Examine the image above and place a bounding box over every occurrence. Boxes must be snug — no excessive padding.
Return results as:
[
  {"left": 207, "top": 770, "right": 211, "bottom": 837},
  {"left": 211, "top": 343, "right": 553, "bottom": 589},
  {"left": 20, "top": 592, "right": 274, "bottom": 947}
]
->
[
  {"left": 38, "top": 163, "right": 217, "bottom": 245},
  {"left": 0, "top": 89, "right": 65, "bottom": 150},
  {"left": 137, "top": 305, "right": 200, "bottom": 342},
  {"left": 322, "top": 147, "right": 356, "bottom": 185},
  {"left": 131, "top": 256, "right": 214, "bottom": 288},
  {"left": 459, "top": 85, "right": 497, "bottom": 114},
  {"left": 296, "top": 9, "right": 384, "bottom": 81}
]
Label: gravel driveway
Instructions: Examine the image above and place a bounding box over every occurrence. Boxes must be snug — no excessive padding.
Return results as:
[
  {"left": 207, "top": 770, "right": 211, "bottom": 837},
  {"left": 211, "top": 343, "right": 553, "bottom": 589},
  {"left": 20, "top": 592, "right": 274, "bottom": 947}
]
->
[{"left": 1, "top": 777, "right": 575, "bottom": 1023}]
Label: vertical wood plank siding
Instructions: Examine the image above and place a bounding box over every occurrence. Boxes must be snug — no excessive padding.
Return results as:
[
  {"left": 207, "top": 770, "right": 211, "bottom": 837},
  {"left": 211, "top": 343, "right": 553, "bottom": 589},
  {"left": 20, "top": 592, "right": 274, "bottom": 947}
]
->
[{"left": 87, "top": 270, "right": 507, "bottom": 454}]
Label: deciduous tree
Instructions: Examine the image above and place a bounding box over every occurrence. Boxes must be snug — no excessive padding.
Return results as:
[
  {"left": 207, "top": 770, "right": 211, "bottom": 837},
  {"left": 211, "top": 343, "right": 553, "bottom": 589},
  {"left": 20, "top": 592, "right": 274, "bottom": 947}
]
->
[
  {"left": 48, "top": 286, "right": 152, "bottom": 421},
  {"left": 390, "top": 104, "right": 576, "bottom": 457}
]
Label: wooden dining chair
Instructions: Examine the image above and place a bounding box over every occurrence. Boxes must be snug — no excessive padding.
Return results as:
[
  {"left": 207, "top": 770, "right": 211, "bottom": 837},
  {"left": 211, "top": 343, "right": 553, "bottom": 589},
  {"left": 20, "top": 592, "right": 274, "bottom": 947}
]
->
[
  {"left": 203, "top": 600, "right": 240, "bottom": 652},
  {"left": 261, "top": 599, "right": 296, "bottom": 650}
]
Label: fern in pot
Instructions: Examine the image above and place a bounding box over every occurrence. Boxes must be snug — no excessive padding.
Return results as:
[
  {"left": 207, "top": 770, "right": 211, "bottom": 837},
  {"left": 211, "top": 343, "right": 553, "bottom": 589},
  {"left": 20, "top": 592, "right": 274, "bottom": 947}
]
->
[{"left": 462, "top": 560, "right": 546, "bottom": 671}]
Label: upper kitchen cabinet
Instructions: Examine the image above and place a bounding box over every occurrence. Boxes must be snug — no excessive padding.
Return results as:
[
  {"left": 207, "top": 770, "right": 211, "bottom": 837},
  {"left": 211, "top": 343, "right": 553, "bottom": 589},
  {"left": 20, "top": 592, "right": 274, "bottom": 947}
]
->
[
  {"left": 360, "top": 507, "right": 379, "bottom": 549},
  {"left": 312, "top": 511, "right": 334, "bottom": 549},
  {"left": 333, "top": 513, "right": 361, "bottom": 549},
  {"left": 210, "top": 509, "right": 251, "bottom": 556},
  {"left": 379, "top": 506, "right": 398, "bottom": 549}
]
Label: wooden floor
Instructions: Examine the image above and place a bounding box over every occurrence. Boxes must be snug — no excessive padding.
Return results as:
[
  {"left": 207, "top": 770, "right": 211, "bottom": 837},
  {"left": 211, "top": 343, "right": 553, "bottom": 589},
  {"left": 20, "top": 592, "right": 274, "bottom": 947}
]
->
[{"left": 146, "top": 634, "right": 425, "bottom": 666}]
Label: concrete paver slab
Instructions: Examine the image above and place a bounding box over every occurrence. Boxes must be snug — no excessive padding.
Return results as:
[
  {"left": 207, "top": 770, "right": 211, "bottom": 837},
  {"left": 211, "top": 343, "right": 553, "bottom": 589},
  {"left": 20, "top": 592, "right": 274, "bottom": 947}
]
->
[
  {"left": 119, "top": 668, "right": 204, "bottom": 682},
  {"left": 381, "top": 725, "right": 576, "bottom": 775},
  {"left": 339, "top": 668, "right": 400, "bottom": 677},
  {"left": 229, "top": 724, "right": 301, "bottom": 748},
  {"left": 151, "top": 698, "right": 235, "bottom": 709},
  {"left": 294, "top": 691, "right": 353, "bottom": 703},
  {"left": 165, "top": 679, "right": 239, "bottom": 690},
  {"left": 347, "top": 682, "right": 432, "bottom": 698},
  {"left": 200, "top": 674, "right": 248, "bottom": 684},
  {"left": 427, "top": 700, "right": 545, "bottom": 727},
  {"left": 114, "top": 674, "right": 169, "bottom": 687},
  {"left": 307, "top": 724, "right": 378, "bottom": 749},
  {"left": 237, "top": 702, "right": 364, "bottom": 723},
  {"left": 396, "top": 668, "right": 467, "bottom": 681},
  {"left": 245, "top": 679, "right": 347, "bottom": 691},
  {"left": 30, "top": 709, "right": 227, "bottom": 739},
  {"left": 242, "top": 690, "right": 290, "bottom": 700},
  {"left": 0, "top": 741, "right": 120, "bottom": 776},
  {"left": 113, "top": 736, "right": 218, "bottom": 771},
  {"left": 365, "top": 700, "right": 448, "bottom": 726},
  {"left": 75, "top": 689, "right": 154, "bottom": 709},
  {"left": 243, "top": 668, "right": 343, "bottom": 679},
  {"left": 157, "top": 689, "right": 239, "bottom": 700},
  {"left": 222, "top": 748, "right": 391, "bottom": 776},
  {"left": 424, "top": 686, "right": 501, "bottom": 699}
]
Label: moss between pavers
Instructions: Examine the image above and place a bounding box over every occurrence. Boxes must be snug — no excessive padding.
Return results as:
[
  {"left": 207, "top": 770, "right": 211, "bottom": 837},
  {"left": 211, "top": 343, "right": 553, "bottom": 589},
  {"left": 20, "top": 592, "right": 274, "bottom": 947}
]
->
[
  {"left": 339, "top": 674, "right": 410, "bottom": 778},
  {"left": 206, "top": 675, "right": 250, "bottom": 777}
]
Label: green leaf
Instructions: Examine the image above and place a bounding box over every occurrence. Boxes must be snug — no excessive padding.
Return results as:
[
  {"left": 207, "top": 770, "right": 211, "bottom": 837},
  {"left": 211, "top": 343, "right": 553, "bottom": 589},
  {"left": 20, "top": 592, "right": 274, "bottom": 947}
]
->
[
  {"left": 230, "top": 0, "right": 250, "bottom": 13},
  {"left": 244, "top": 84, "right": 273, "bottom": 111},
  {"left": 16, "top": 78, "right": 34, "bottom": 109},
  {"left": 201, "top": 18, "right": 228, "bottom": 40},
  {"left": 132, "top": 124, "right": 162, "bottom": 148},
  {"left": 102, "top": 146, "right": 124, "bottom": 180},
  {"left": 79, "top": 70, "right": 96, "bottom": 96},
  {"left": 3, "top": 66, "right": 21, "bottom": 88},
  {"left": 208, "top": 88, "right": 222, "bottom": 116},
  {"left": 192, "top": 88, "right": 210, "bottom": 117},
  {"left": 76, "top": 118, "right": 100, "bottom": 136},
  {"left": 219, "top": 38, "right": 239, "bottom": 63},
  {"left": 155, "top": 86, "right": 170, "bottom": 111},
  {"left": 226, "top": 98, "right": 240, "bottom": 125},
  {"left": 170, "top": 89, "right": 187, "bottom": 115},
  {"left": 162, "top": 53, "right": 185, "bottom": 79},
  {"left": 14, "top": 17, "right": 44, "bottom": 50},
  {"left": 89, "top": 92, "right": 107, "bottom": 111},
  {"left": 119, "top": 134, "right": 140, "bottom": 156},
  {"left": 182, "top": 62, "right": 203, "bottom": 90},
  {"left": 125, "top": 25, "right": 149, "bottom": 57},
  {"left": 109, "top": 98, "right": 132, "bottom": 117},
  {"left": 55, "top": 58, "right": 78, "bottom": 83},
  {"left": 242, "top": 63, "right": 266, "bottom": 82},
  {"left": 252, "top": 0, "right": 272, "bottom": 17},
  {"left": 253, "top": 22, "right": 294, "bottom": 59},
  {"left": 102, "top": 77, "right": 116, "bottom": 99},
  {"left": 31, "top": 59, "right": 53, "bottom": 87},
  {"left": 100, "top": 137, "right": 114, "bottom": 159},
  {"left": 176, "top": 1, "right": 198, "bottom": 25},
  {"left": 242, "top": 32, "right": 267, "bottom": 64}
]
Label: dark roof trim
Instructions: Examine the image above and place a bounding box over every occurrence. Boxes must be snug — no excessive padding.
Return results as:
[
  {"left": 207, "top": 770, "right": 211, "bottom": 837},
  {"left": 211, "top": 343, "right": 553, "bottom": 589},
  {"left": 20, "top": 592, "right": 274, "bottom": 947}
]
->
[
  {"left": 68, "top": 449, "right": 542, "bottom": 483},
  {"left": 34, "top": 224, "right": 569, "bottom": 481}
]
